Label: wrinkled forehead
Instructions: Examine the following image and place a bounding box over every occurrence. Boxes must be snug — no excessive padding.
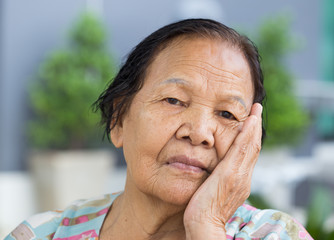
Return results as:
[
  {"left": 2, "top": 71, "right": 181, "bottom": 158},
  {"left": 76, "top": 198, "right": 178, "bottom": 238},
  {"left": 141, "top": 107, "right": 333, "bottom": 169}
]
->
[
  {"left": 153, "top": 34, "right": 239, "bottom": 63},
  {"left": 145, "top": 36, "right": 253, "bottom": 90}
]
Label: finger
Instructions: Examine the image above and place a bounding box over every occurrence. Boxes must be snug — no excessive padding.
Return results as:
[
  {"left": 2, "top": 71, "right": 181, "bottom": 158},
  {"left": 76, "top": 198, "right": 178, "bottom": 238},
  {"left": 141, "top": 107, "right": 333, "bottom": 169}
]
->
[
  {"left": 214, "top": 118, "right": 256, "bottom": 175},
  {"left": 248, "top": 103, "right": 263, "bottom": 148},
  {"left": 238, "top": 104, "right": 263, "bottom": 172},
  {"left": 233, "top": 103, "right": 262, "bottom": 157},
  {"left": 250, "top": 103, "right": 263, "bottom": 118},
  {"left": 216, "top": 104, "right": 262, "bottom": 172}
]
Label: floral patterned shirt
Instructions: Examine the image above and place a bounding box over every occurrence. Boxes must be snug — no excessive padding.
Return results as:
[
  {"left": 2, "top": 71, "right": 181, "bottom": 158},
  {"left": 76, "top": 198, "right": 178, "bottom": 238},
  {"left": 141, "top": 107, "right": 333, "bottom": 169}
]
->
[{"left": 5, "top": 192, "right": 313, "bottom": 240}]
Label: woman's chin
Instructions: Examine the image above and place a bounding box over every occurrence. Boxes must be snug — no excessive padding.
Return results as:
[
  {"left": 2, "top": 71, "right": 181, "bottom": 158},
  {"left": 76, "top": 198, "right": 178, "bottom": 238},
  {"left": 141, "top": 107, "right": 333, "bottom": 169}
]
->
[
  {"left": 129, "top": 169, "right": 207, "bottom": 206},
  {"left": 154, "top": 180, "right": 203, "bottom": 206}
]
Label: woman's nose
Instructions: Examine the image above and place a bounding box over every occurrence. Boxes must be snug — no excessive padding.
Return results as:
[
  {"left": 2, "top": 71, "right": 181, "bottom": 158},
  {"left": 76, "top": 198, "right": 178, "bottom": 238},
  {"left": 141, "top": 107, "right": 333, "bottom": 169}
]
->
[{"left": 175, "top": 109, "right": 215, "bottom": 148}]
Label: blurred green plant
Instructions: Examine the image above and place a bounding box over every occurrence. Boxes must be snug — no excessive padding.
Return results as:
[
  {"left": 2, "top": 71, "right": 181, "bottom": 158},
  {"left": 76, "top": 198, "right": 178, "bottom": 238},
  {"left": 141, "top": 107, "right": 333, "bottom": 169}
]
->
[
  {"left": 254, "top": 15, "right": 309, "bottom": 147},
  {"left": 28, "top": 13, "right": 116, "bottom": 149},
  {"left": 247, "top": 193, "right": 272, "bottom": 210},
  {"left": 306, "top": 187, "right": 334, "bottom": 239}
]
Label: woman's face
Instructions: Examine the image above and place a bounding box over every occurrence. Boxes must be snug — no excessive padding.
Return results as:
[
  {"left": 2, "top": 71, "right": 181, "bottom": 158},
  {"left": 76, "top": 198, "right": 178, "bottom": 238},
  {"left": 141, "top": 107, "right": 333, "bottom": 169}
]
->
[{"left": 111, "top": 37, "right": 254, "bottom": 205}]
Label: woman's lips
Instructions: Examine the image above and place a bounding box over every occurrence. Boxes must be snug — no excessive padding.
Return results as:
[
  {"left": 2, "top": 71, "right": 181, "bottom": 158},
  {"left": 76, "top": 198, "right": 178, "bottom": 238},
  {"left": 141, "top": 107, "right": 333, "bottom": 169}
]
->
[{"left": 166, "top": 155, "right": 208, "bottom": 173}]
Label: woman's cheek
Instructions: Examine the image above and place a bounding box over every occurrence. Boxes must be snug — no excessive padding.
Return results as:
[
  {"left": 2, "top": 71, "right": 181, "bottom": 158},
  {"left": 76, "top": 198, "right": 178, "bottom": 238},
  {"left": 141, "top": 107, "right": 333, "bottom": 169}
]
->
[{"left": 214, "top": 121, "right": 242, "bottom": 160}]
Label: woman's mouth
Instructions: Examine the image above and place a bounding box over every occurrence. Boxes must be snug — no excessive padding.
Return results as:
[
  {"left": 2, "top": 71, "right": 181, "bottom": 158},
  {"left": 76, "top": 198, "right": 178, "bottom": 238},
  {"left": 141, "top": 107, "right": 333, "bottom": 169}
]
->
[{"left": 166, "top": 155, "right": 208, "bottom": 173}]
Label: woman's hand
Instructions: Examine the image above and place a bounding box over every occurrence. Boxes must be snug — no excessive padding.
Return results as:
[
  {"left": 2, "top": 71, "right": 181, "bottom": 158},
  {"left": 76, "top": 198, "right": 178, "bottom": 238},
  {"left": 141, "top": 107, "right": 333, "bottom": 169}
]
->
[{"left": 184, "top": 103, "right": 263, "bottom": 240}]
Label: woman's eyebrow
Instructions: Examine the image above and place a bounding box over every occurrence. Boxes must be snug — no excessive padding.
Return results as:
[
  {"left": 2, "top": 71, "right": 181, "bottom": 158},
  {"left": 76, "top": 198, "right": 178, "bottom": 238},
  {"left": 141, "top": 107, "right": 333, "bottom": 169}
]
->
[
  {"left": 159, "top": 78, "right": 190, "bottom": 86},
  {"left": 228, "top": 96, "right": 247, "bottom": 111}
]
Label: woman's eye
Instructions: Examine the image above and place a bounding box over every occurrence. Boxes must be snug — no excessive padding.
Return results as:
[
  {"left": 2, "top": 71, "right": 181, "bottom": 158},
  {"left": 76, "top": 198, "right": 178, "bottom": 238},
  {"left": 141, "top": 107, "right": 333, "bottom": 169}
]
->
[
  {"left": 165, "top": 98, "right": 182, "bottom": 106},
  {"left": 219, "top": 111, "right": 236, "bottom": 120}
]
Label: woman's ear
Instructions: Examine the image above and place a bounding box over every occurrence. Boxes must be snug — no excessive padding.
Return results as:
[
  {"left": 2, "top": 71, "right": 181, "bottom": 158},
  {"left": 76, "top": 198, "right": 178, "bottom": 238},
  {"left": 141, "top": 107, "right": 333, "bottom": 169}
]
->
[{"left": 110, "top": 124, "right": 123, "bottom": 148}]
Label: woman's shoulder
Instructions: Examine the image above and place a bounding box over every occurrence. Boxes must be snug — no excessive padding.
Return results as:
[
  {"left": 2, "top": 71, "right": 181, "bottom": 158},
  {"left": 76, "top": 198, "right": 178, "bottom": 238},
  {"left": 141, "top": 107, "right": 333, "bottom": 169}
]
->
[
  {"left": 226, "top": 204, "right": 313, "bottom": 240},
  {"left": 5, "top": 193, "right": 120, "bottom": 240}
]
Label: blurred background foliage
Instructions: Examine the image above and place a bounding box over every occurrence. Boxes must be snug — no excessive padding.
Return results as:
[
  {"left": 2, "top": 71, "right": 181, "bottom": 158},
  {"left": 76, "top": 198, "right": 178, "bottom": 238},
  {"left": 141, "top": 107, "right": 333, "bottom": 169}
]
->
[
  {"left": 28, "top": 13, "right": 116, "bottom": 149},
  {"left": 306, "top": 187, "right": 334, "bottom": 239},
  {"left": 254, "top": 15, "right": 309, "bottom": 147}
]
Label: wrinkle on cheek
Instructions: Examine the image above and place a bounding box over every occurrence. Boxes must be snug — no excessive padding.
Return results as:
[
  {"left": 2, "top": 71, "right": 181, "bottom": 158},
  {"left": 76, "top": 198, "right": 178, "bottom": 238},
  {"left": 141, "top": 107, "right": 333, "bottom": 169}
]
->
[
  {"left": 215, "top": 122, "right": 240, "bottom": 139},
  {"left": 229, "top": 120, "right": 242, "bottom": 131},
  {"left": 148, "top": 168, "right": 160, "bottom": 193},
  {"left": 214, "top": 121, "right": 242, "bottom": 160}
]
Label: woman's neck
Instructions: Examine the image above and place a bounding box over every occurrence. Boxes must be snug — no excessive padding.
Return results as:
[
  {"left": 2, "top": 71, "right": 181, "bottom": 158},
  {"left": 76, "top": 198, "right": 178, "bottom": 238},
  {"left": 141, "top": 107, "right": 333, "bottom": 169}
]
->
[{"left": 100, "top": 178, "right": 187, "bottom": 240}]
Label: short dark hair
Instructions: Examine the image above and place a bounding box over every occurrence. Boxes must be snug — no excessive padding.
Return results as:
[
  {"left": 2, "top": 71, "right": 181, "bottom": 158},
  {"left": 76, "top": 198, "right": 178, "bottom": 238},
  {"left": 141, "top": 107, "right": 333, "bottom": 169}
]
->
[{"left": 94, "top": 18, "right": 266, "bottom": 142}]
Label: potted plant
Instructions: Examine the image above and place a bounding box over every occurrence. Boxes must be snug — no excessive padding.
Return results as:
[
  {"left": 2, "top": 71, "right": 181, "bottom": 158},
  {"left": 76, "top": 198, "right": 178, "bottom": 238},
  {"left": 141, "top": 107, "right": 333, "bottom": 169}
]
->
[
  {"left": 28, "top": 12, "right": 117, "bottom": 211},
  {"left": 254, "top": 15, "right": 309, "bottom": 148}
]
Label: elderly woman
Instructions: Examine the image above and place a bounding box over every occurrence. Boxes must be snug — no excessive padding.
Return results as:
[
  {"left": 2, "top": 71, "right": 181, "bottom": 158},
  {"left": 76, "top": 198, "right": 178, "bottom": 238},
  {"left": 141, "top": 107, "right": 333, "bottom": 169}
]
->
[{"left": 6, "top": 19, "right": 312, "bottom": 240}]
